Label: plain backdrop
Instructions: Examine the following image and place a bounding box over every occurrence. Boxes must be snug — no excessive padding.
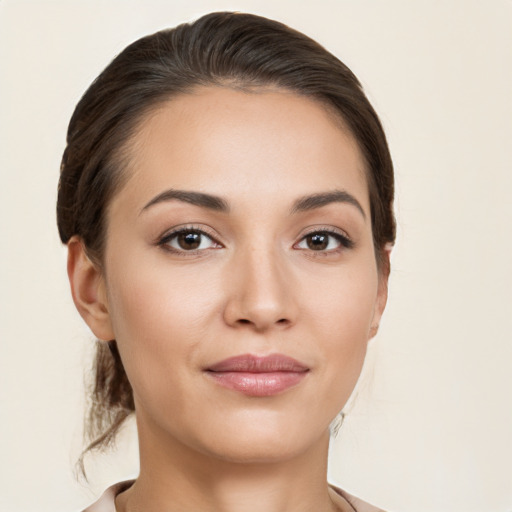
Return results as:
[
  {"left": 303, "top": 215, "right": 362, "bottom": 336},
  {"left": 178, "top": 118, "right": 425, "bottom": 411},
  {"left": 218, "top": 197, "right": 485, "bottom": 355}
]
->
[{"left": 1, "top": 1, "right": 511, "bottom": 511}]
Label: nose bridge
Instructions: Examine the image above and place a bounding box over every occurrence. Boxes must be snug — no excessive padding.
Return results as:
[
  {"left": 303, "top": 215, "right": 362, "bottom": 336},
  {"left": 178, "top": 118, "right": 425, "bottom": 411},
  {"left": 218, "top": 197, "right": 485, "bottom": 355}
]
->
[{"left": 224, "top": 235, "right": 296, "bottom": 330}]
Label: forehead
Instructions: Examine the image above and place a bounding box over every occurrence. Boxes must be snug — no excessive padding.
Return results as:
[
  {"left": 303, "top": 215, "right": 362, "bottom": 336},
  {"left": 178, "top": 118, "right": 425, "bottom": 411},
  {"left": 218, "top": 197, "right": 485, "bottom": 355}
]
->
[{"left": 112, "top": 86, "right": 370, "bottom": 215}]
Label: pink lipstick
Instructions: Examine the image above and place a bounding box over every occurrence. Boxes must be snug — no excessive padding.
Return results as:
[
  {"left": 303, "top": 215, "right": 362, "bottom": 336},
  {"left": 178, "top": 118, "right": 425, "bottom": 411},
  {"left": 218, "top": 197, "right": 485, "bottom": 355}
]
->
[{"left": 205, "top": 354, "right": 309, "bottom": 397}]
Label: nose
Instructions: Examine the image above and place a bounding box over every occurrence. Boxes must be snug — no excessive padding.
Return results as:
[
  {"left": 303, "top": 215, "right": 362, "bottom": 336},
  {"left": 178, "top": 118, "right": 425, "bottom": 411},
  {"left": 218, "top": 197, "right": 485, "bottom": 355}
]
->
[{"left": 222, "top": 243, "right": 298, "bottom": 332}]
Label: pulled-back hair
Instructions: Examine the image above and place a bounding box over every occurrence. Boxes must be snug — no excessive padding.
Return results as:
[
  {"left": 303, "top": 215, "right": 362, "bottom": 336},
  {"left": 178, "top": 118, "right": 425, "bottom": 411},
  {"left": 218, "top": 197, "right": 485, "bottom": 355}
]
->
[{"left": 57, "top": 11, "right": 395, "bottom": 473}]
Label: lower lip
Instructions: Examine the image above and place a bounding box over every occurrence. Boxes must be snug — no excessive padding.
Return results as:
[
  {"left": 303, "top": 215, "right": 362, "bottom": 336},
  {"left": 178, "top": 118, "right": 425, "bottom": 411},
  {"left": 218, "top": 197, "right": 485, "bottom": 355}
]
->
[{"left": 206, "top": 371, "right": 307, "bottom": 397}]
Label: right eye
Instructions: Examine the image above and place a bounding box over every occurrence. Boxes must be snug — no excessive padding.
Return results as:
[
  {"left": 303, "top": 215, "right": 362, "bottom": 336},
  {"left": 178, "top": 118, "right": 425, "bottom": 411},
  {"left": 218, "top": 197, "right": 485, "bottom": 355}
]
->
[{"left": 159, "top": 228, "right": 221, "bottom": 253}]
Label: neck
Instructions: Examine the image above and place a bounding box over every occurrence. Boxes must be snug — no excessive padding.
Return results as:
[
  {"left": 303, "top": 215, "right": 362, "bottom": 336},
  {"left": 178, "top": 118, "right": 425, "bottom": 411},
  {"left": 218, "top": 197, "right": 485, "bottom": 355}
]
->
[{"left": 116, "top": 416, "right": 345, "bottom": 512}]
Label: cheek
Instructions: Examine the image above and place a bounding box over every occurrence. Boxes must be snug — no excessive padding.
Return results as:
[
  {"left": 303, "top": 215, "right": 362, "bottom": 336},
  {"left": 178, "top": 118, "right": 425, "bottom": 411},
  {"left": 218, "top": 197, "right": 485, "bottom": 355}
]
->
[
  {"left": 304, "top": 261, "right": 379, "bottom": 398},
  {"left": 104, "top": 253, "right": 222, "bottom": 400},
  {"left": 107, "top": 246, "right": 219, "bottom": 337},
  {"left": 306, "top": 261, "right": 378, "bottom": 344}
]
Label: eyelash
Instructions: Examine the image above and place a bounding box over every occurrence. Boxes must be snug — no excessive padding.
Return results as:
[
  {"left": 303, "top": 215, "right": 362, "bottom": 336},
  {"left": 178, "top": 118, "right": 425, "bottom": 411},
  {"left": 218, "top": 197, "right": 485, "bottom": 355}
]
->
[
  {"left": 157, "top": 226, "right": 354, "bottom": 256},
  {"left": 157, "top": 225, "right": 221, "bottom": 255},
  {"left": 294, "top": 227, "right": 354, "bottom": 254}
]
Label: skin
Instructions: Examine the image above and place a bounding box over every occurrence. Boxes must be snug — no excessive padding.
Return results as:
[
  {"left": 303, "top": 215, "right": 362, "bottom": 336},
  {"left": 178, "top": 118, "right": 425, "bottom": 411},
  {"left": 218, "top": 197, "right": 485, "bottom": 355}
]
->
[{"left": 68, "top": 87, "right": 389, "bottom": 512}]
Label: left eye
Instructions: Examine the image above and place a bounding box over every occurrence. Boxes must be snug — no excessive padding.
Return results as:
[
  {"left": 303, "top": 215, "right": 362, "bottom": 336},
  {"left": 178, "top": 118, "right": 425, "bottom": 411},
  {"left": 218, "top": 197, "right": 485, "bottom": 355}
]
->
[
  {"left": 161, "top": 229, "right": 218, "bottom": 251},
  {"left": 296, "top": 231, "right": 348, "bottom": 251}
]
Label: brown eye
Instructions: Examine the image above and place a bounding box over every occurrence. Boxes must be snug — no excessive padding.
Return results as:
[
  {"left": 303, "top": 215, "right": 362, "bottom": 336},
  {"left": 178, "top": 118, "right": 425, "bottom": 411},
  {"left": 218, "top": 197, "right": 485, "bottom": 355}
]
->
[
  {"left": 296, "top": 230, "right": 353, "bottom": 252},
  {"left": 177, "top": 231, "right": 202, "bottom": 250},
  {"left": 306, "top": 233, "right": 329, "bottom": 250},
  {"left": 161, "top": 229, "right": 219, "bottom": 252}
]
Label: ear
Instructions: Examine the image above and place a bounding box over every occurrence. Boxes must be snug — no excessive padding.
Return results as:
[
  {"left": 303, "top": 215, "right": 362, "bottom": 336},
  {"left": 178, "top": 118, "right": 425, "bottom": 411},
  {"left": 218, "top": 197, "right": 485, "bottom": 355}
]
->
[
  {"left": 368, "top": 244, "right": 392, "bottom": 340},
  {"left": 67, "top": 236, "right": 115, "bottom": 341}
]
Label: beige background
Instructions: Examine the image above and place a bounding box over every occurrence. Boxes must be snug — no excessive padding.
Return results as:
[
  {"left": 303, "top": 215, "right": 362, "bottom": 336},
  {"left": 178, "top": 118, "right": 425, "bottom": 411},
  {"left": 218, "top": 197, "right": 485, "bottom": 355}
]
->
[{"left": 1, "top": 1, "right": 511, "bottom": 511}]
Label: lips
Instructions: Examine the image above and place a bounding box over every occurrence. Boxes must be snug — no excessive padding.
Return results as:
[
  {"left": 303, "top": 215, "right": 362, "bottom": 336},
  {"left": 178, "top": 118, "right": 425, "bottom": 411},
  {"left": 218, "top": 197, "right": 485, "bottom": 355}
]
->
[{"left": 205, "top": 354, "right": 309, "bottom": 397}]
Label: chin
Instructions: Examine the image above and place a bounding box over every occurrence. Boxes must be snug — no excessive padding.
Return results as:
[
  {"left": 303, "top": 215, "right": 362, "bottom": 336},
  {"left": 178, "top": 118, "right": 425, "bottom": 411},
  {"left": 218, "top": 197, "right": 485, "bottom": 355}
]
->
[{"left": 193, "top": 413, "right": 330, "bottom": 465}]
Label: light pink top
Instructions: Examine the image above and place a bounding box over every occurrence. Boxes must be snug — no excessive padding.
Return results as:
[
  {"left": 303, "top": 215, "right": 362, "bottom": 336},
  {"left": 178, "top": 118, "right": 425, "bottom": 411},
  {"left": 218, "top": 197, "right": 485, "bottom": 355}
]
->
[{"left": 82, "top": 480, "right": 386, "bottom": 512}]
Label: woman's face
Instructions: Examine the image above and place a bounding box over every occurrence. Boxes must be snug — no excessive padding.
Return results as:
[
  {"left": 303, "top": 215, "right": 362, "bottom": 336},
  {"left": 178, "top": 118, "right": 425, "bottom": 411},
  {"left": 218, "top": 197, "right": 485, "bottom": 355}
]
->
[{"left": 96, "top": 87, "right": 388, "bottom": 463}]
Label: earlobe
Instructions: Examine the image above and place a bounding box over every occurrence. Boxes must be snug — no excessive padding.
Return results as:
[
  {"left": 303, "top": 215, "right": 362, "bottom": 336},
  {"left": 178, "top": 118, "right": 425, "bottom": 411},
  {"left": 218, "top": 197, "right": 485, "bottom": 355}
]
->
[{"left": 67, "top": 236, "right": 115, "bottom": 341}]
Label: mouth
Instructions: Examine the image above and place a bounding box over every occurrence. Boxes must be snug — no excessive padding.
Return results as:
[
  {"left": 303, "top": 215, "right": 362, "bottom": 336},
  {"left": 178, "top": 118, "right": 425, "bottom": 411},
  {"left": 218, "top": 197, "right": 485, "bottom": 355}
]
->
[{"left": 204, "top": 354, "right": 310, "bottom": 397}]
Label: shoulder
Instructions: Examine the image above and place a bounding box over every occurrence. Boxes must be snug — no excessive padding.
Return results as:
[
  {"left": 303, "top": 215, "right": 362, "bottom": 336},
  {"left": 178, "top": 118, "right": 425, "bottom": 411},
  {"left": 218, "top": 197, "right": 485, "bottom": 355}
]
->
[
  {"left": 330, "top": 484, "right": 388, "bottom": 512},
  {"left": 81, "top": 480, "right": 135, "bottom": 512}
]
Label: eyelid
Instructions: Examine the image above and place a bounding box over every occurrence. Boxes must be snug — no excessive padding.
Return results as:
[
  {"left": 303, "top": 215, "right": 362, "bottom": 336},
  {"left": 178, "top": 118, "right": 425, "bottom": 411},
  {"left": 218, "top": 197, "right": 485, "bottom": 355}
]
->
[
  {"left": 154, "top": 224, "right": 353, "bottom": 255},
  {"left": 294, "top": 225, "right": 354, "bottom": 251},
  {"left": 157, "top": 224, "right": 223, "bottom": 253}
]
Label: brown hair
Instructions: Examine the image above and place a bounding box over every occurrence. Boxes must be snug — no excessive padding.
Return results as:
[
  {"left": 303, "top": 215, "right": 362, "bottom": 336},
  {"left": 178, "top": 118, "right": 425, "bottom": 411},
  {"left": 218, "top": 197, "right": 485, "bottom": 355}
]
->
[{"left": 57, "top": 11, "right": 395, "bottom": 472}]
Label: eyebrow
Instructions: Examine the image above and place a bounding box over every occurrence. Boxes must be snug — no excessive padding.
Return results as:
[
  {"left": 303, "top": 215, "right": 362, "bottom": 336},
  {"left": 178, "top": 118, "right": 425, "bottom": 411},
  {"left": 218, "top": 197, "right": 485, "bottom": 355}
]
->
[
  {"left": 140, "top": 188, "right": 365, "bottom": 219},
  {"left": 290, "top": 190, "right": 366, "bottom": 219},
  {"left": 140, "top": 189, "right": 230, "bottom": 214}
]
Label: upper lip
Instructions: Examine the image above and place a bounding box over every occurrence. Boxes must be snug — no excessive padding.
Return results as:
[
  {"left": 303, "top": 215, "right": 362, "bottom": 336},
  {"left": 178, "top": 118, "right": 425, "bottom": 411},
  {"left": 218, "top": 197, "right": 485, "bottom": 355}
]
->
[{"left": 206, "top": 353, "right": 309, "bottom": 373}]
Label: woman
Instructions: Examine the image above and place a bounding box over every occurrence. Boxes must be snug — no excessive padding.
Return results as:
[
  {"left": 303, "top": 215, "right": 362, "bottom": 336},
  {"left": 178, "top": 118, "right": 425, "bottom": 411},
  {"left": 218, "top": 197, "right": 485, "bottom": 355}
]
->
[{"left": 57, "top": 11, "right": 395, "bottom": 512}]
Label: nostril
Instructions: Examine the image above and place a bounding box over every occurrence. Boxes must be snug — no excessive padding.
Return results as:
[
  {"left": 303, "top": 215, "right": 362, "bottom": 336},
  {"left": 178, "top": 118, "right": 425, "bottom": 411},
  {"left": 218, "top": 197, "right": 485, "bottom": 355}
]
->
[{"left": 236, "top": 318, "right": 289, "bottom": 326}]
